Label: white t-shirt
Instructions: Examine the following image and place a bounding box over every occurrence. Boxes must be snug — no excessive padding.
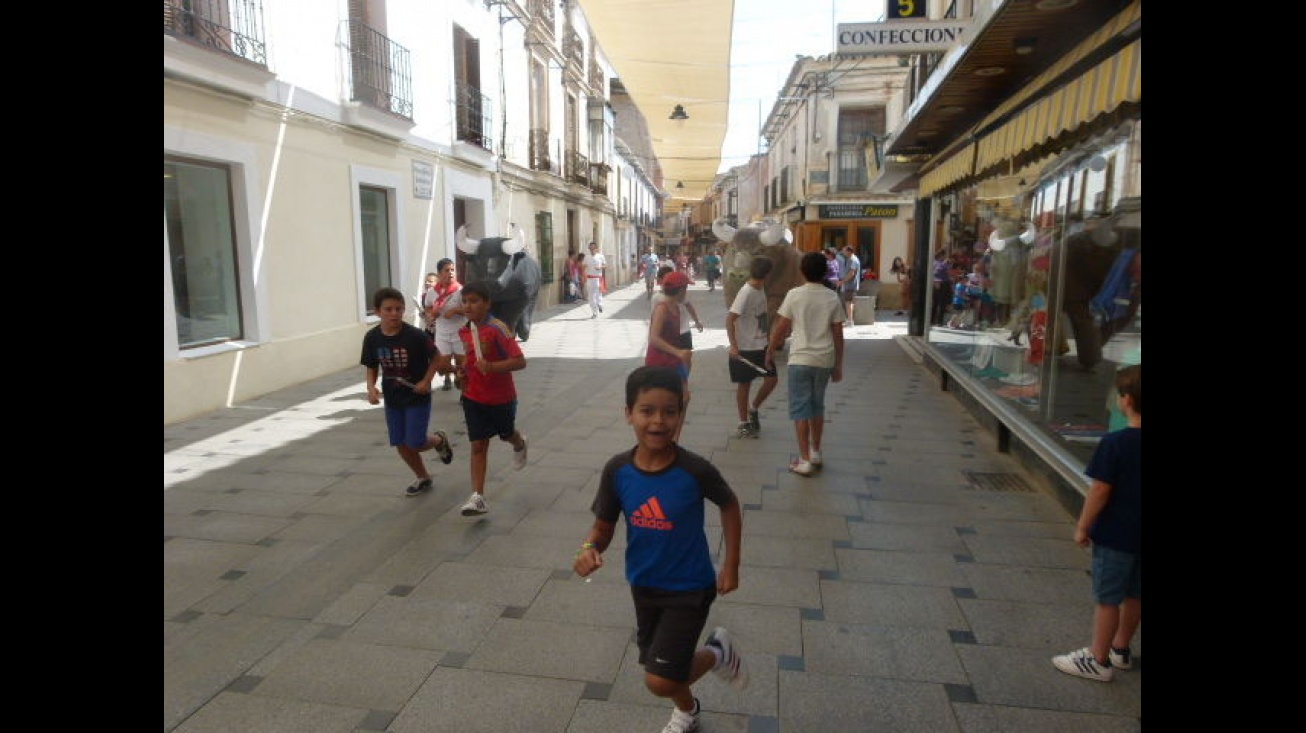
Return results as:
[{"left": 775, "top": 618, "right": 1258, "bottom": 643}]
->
[
  {"left": 583, "top": 251, "right": 606, "bottom": 278},
  {"left": 776, "top": 282, "right": 843, "bottom": 368},
  {"left": 729, "top": 282, "right": 770, "bottom": 351}
]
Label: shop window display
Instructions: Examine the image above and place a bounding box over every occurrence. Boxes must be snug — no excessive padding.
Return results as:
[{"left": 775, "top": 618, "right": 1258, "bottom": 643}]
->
[{"left": 926, "top": 136, "right": 1140, "bottom": 466}]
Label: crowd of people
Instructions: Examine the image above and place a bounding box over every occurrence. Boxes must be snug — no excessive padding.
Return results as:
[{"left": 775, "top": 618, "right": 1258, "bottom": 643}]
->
[{"left": 360, "top": 241, "right": 1140, "bottom": 730}]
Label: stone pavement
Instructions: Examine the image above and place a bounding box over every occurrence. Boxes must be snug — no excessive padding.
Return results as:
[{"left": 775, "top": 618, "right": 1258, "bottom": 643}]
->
[{"left": 164, "top": 278, "right": 1142, "bottom": 733}]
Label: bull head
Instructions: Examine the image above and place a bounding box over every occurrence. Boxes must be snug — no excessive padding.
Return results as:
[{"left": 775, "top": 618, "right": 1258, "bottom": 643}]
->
[
  {"left": 456, "top": 223, "right": 525, "bottom": 281},
  {"left": 987, "top": 222, "right": 1037, "bottom": 252},
  {"left": 712, "top": 217, "right": 790, "bottom": 246}
]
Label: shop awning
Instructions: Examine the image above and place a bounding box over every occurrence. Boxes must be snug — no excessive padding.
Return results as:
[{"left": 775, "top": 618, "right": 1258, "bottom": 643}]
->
[
  {"left": 972, "top": 0, "right": 1140, "bottom": 175},
  {"left": 918, "top": 143, "right": 975, "bottom": 197},
  {"left": 975, "top": 38, "right": 1141, "bottom": 174}
]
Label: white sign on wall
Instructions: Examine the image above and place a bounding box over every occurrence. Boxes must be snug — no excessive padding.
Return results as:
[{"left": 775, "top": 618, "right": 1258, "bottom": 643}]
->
[
  {"left": 836, "top": 20, "right": 970, "bottom": 55},
  {"left": 412, "top": 160, "right": 434, "bottom": 200}
]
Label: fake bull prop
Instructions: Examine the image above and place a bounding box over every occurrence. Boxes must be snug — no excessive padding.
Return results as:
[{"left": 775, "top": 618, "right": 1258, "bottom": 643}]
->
[
  {"left": 713, "top": 217, "right": 805, "bottom": 326},
  {"left": 456, "top": 223, "right": 542, "bottom": 341}
]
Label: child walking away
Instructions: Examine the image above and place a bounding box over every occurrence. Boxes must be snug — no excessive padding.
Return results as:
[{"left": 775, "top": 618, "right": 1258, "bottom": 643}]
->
[
  {"left": 360, "top": 287, "right": 455, "bottom": 497},
  {"left": 726, "top": 255, "right": 779, "bottom": 438},
  {"left": 1052, "top": 363, "right": 1141, "bottom": 682},
  {"left": 767, "top": 251, "right": 844, "bottom": 476},
  {"left": 441, "top": 281, "right": 528, "bottom": 516},
  {"left": 573, "top": 366, "right": 747, "bottom": 733}
]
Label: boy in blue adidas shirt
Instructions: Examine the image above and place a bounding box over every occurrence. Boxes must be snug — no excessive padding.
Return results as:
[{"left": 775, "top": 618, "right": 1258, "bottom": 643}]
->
[{"left": 573, "top": 366, "right": 747, "bottom": 733}]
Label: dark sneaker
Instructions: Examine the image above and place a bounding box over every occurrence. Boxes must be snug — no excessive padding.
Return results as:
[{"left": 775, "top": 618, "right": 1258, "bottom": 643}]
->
[
  {"left": 433, "top": 430, "right": 453, "bottom": 465},
  {"left": 1052, "top": 647, "right": 1113, "bottom": 682},
  {"left": 1109, "top": 646, "right": 1133, "bottom": 670},
  {"left": 748, "top": 409, "right": 760, "bottom": 432},
  {"left": 707, "top": 626, "right": 749, "bottom": 690},
  {"left": 405, "top": 478, "right": 432, "bottom": 497},
  {"left": 735, "top": 422, "right": 757, "bottom": 439}
]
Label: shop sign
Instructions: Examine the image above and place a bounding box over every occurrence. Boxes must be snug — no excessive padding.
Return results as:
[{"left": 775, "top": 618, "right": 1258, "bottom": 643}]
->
[
  {"left": 836, "top": 20, "right": 969, "bottom": 55},
  {"left": 818, "top": 203, "right": 900, "bottom": 219}
]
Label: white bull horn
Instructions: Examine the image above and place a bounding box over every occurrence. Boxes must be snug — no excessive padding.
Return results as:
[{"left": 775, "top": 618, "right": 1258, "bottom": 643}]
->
[
  {"left": 759, "top": 218, "right": 788, "bottom": 246},
  {"left": 501, "top": 223, "right": 525, "bottom": 255},
  {"left": 1019, "top": 222, "right": 1037, "bottom": 245},
  {"left": 456, "top": 225, "right": 480, "bottom": 254},
  {"left": 712, "top": 216, "right": 737, "bottom": 243}
]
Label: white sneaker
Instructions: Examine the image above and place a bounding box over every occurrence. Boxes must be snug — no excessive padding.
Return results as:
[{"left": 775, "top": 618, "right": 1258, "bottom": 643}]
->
[
  {"left": 789, "top": 459, "right": 814, "bottom": 476},
  {"left": 661, "top": 698, "right": 700, "bottom": 733},
  {"left": 513, "top": 437, "right": 528, "bottom": 471},
  {"left": 809, "top": 450, "right": 823, "bottom": 467},
  {"left": 460, "top": 493, "right": 488, "bottom": 516},
  {"left": 1052, "top": 647, "right": 1113, "bottom": 682},
  {"left": 707, "top": 627, "right": 749, "bottom": 690}
]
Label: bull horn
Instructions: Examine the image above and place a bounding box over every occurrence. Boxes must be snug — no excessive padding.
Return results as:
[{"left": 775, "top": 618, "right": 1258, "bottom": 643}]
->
[
  {"left": 1019, "top": 222, "right": 1037, "bottom": 245},
  {"left": 711, "top": 216, "right": 737, "bottom": 243},
  {"left": 456, "top": 225, "right": 479, "bottom": 254},
  {"left": 759, "top": 218, "right": 788, "bottom": 246},
  {"left": 501, "top": 223, "right": 525, "bottom": 255}
]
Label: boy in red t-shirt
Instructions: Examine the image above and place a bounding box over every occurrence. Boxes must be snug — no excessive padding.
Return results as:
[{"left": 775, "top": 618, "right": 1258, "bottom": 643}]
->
[{"left": 438, "top": 281, "right": 529, "bottom": 516}]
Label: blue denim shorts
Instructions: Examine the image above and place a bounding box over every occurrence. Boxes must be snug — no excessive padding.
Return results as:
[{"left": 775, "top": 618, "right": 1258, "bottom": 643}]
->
[
  {"left": 1090, "top": 544, "right": 1141, "bottom": 605},
  {"left": 786, "top": 364, "right": 831, "bottom": 421},
  {"left": 385, "top": 403, "right": 433, "bottom": 449}
]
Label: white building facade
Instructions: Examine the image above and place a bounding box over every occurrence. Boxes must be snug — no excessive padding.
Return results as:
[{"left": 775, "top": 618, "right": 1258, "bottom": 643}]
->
[{"left": 164, "top": 0, "right": 664, "bottom": 424}]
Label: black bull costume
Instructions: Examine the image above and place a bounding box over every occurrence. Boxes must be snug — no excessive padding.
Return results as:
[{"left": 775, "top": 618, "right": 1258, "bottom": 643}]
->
[{"left": 456, "top": 224, "right": 542, "bottom": 341}]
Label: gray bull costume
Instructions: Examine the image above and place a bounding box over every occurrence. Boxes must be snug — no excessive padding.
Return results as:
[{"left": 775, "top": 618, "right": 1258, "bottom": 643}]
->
[
  {"left": 456, "top": 223, "right": 542, "bottom": 341},
  {"left": 714, "top": 217, "right": 805, "bottom": 325}
]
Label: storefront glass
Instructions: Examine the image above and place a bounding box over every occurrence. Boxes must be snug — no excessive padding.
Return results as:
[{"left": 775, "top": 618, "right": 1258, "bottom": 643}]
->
[{"left": 925, "top": 122, "right": 1141, "bottom": 465}]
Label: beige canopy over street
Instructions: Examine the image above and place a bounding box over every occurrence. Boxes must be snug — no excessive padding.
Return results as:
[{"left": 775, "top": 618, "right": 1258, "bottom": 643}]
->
[{"left": 578, "top": 0, "right": 735, "bottom": 204}]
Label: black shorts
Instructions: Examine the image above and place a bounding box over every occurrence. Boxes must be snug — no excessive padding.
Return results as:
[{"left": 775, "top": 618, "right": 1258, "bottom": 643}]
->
[
  {"left": 677, "top": 331, "right": 693, "bottom": 349},
  {"left": 729, "top": 348, "right": 776, "bottom": 383},
  {"left": 460, "top": 396, "right": 518, "bottom": 442},
  {"left": 632, "top": 585, "right": 716, "bottom": 682}
]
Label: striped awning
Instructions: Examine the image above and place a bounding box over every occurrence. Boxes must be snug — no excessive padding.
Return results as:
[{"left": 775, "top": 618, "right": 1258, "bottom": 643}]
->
[
  {"left": 975, "top": 39, "right": 1141, "bottom": 174},
  {"left": 974, "top": 0, "right": 1141, "bottom": 174},
  {"left": 919, "top": 143, "right": 975, "bottom": 197}
]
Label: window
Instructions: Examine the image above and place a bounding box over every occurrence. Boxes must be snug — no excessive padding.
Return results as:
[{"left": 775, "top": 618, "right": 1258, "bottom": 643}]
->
[
  {"left": 359, "top": 185, "right": 393, "bottom": 314},
  {"left": 836, "top": 108, "right": 886, "bottom": 190},
  {"left": 535, "top": 211, "right": 554, "bottom": 284},
  {"left": 165, "top": 157, "right": 244, "bottom": 348}
]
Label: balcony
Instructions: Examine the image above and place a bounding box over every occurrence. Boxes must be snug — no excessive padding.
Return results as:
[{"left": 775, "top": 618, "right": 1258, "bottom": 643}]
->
[
  {"left": 528, "top": 0, "right": 554, "bottom": 35},
  {"left": 163, "top": 0, "right": 266, "bottom": 67},
  {"left": 345, "top": 21, "right": 413, "bottom": 121},
  {"left": 588, "top": 162, "right": 609, "bottom": 195},
  {"left": 563, "top": 29, "right": 584, "bottom": 70},
  {"left": 163, "top": 0, "right": 273, "bottom": 98},
  {"left": 564, "top": 149, "right": 589, "bottom": 186},
  {"left": 835, "top": 148, "right": 869, "bottom": 191},
  {"left": 529, "top": 128, "right": 552, "bottom": 172},
  {"left": 455, "top": 83, "right": 493, "bottom": 151}
]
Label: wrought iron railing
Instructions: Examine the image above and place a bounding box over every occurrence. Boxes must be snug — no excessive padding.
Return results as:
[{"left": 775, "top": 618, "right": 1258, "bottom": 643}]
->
[
  {"left": 564, "top": 149, "right": 589, "bottom": 185},
  {"left": 528, "top": 0, "right": 554, "bottom": 34},
  {"left": 563, "top": 29, "right": 584, "bottom": 68},
  {"left": 589, "top": 56, "right": 604, "bottom": 93},
  {"left": 836, "top": 149, "right": 869, "bottom": 190},
  {"left": 455, "top": 82, "right": 493, "bottom": 150},
  {"left": 528, "top": 128, "right": 551, "bottom": 171},
  {"left": 346, "top": 21, "right": 413, "bottom": 120},
  {"left": 589, "top": 162, "right": 609, "bottom": 194},
  {"left": 163, "top": 0, "right": 267, "bottom": 67}
]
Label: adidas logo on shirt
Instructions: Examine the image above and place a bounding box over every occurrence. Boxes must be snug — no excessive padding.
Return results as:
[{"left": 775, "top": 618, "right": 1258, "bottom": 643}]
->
[{"left": 631, "top": 497, "right": 674, "bottom": 530}]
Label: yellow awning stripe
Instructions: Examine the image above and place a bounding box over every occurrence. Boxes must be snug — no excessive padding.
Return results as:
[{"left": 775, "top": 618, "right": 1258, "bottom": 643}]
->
[
  {"left": 976, "top": 0, "right": 1140, "bottom": 129},
  {"left": 975, "top": 39, "right": 1140, "bottom": 172},
  {"left": 919, "top": 142, "right": 975, "bottom": 197}
]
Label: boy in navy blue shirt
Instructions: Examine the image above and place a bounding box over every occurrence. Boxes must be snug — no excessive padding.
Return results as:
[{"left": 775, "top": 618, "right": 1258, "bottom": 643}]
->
[
  {"left": 1052, "top": 363, "right": 1141, "bottom": 682},
  {"left": 573, "top": 366, "right": 747, "bottom": 733}
]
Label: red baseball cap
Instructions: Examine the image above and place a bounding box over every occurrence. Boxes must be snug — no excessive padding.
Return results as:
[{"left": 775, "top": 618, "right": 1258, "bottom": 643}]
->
[{"left": 663, "top": 271, "right": 691, "bottom": 290}]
